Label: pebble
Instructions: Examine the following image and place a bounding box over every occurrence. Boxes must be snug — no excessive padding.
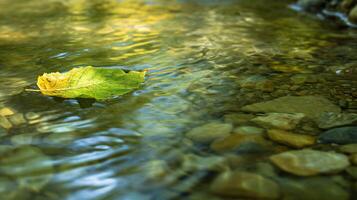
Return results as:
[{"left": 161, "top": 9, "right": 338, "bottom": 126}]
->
[
  {"left": 25, "top": 112, "right": 40, "bottom": 120},
  {"left": 251, "top": 113, "right": 305, "bottom": 130},
  {"left": 270, "top": 149, "right": 350, "bottom": 176},
  {"left": 210, "top": 170, "right": 280, "bottom": 199},
  {"left": 239, "top": 75, "right": 274, "bottom": 92},
  {"left": 210, "top": 132, "right": 268, "bottom": 152},
  {"left": 318, "top": 126, "right": 357, "bottom": 144},
  {"left": 277, "top": 176, "right": 349, "bottom": 200},
  {"left": 186, "top": 122, "right": 233, "bottom": 143},
  {"left": 267, "top": 129, "right": 316, "bottom": 148},
  {"left": 0, "top": 107, "right": 14, "bottom": 116},
  {"left": 181, "top": 154, "right": 228, "bottom": 172},
  {"left": 8, "top": 113, "right": 26, "bottom": 126},
  {"left": 339, "top": 144, "right": 357, "bottom": 154},
  {"left": 142, "top": 160, "right": 169, "bottom": 180},
  {"left": 241, "top": 96, "right": 340, "bottom": 120},
  {"left": 317, "top": 112, "right": 357, "bottom": 129},
  {"left": 233, "top": 126, "right": 265, "bottom": 135},
  {"left": 348, "top": 5, "right": 357, "bottom": 23},
  {"left": 0, "top": 116, "right": 12, "bottom": 129}
]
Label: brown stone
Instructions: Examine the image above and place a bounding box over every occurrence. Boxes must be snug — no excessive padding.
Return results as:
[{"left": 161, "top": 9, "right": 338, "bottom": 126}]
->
[
  {"left": 270, "top": 149, "right": 350, "bottom": 176},
  {"left": 211, "top": 171, "right": 280, "bottom": 199},
  {"left": 210, "top": 133, "right": 268, "bottom": 152},
  {"left": 267, "top": 129, "right": 315, "bottom": 148}
]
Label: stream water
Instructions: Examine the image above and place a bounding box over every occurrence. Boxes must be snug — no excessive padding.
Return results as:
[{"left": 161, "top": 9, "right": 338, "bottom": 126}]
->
[{"left": 0, "top": 0, "right": 356, "bottom": 199}]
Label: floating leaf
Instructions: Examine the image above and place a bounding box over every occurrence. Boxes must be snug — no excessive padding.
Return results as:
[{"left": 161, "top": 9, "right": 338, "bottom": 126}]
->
[{"left": 28, "top": 66, "right": 146, "bottom": 100}]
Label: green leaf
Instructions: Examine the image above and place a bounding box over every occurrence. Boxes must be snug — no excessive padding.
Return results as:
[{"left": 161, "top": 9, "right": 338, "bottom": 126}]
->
[{"left": 31, "top": 66, "right": 146, "bottom": 100}]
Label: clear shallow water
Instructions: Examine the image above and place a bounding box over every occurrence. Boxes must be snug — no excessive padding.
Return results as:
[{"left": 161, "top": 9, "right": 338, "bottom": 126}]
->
[{"left": 0, "top": 0, "right": 356, "bottom": 199}]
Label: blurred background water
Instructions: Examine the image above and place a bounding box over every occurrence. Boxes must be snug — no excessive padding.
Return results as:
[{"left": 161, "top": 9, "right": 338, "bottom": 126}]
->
[{"left": 0, "top": 0, "right": 356, "bottom": 199}]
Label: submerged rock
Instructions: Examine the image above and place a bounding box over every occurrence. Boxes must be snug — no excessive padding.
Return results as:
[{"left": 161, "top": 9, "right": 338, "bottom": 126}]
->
[
  {"left": 0, "top": 115, "right": 12, "bottom": 129},
  {"left": 233, "top": 126, "right": 265, "bottom": 135},
  {"left": 186, "top": 122, "right": 232, "bottom": 143},
  {"left": 339, "top": 144, "right": 357, "bottom": 154},
  {"left": 181, "top": 154, "right": 228, "bottom": 172},
  {"left": 0, "top": 107, "right": 15, "bottom": 116},
  {"left": 318, "top": 126, "right": 357, "bottom": 144},
  {"left": 270, "top": 149, "right": 350, "bottom": 176},
  {"left": 317, "top": 112, "right": 357, "bottom": 129},
  {"left": 142, "top": 160, "right": 170, "bottom": 180},
  {"left": 251, "top": 113, "right": 305, "bottom": 130},
  {"left": 8, "top": 113, "right": 26, "bottom": 126},
  {"left": 238, "top": 75, "right": 274, "bottom": 92},
  {"left": 210, "top": 170, "right": 280, "bottom": 199},
  {"left": 210, "top": 132, "right": 269, "bottom": 153},
  {"left": 278, "top": 176, "right": 349, "bottom": 200},
  {"left": 267, "top": 129, "right": 316, "bottom": 148},
  {"left": 349, "top": 5, "right": 357, "bottom": 23},
  {"left": 241, "top": 96, "right": 340, "bottom": 120}
]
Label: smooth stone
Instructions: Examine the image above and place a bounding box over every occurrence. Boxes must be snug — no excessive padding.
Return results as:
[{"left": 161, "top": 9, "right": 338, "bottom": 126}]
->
[
  {"left": 348, "top": 5, "right": 357, "bottom": 23},
  {"left": 233, "top": 126, "right": 265, "bottom": 135},
  {"left": 317, "top": 112, "right": 357, "bottom": 129},
  {"left": 251, "top": 113, "right": 305, "bottom": 130},
  {"left": 142, "top": 160, "right": 169, "bottom": 180},
  {"left": 339, "top": 144, "right": 357, "bottom": 154},
  {"left": 270, "top": 149, "right": 350, "bottom": 176},
  {"left": 186, "top": 122, "right": 233, "bottom": 143},
  {"left": 181, "top": 154, "right": 228, "bottom": 172},
  {"left": 278, "top": 176, "right": 349, "bottom": 200},
  {"left": 0, "top": 116, "right": 12, "bottom": 129},
  {"left": 210, "top": 133, "right": 269, "bottom": 152},
  {"left": 267, "top": 129, "right": 316, "bottom": 148},
  {"left": 0, "top": 107, "right": 14, "bottom": 116},
  {"left": 318, "top": 126, "right": 357, "bottom": 144},
  {"left": 25, "top": 112, "right": 40, "bottom": 120},
  {"left": 224, "top": 113, "right": 255, "bottom": 125},
  {"left": 8, "top": 113, "right": 26, "bottom": 126},
  {"left": 210, "top": 171, "right": 280, "bottom": 199},
  {"left": 241, "top": 96, "right": 340, "bottom": 120}
]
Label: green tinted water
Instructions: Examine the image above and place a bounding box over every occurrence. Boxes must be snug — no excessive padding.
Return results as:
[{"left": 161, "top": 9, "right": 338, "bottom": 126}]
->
[{"left": 0, "top": 0, "right": 356, "bottom": 199}]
